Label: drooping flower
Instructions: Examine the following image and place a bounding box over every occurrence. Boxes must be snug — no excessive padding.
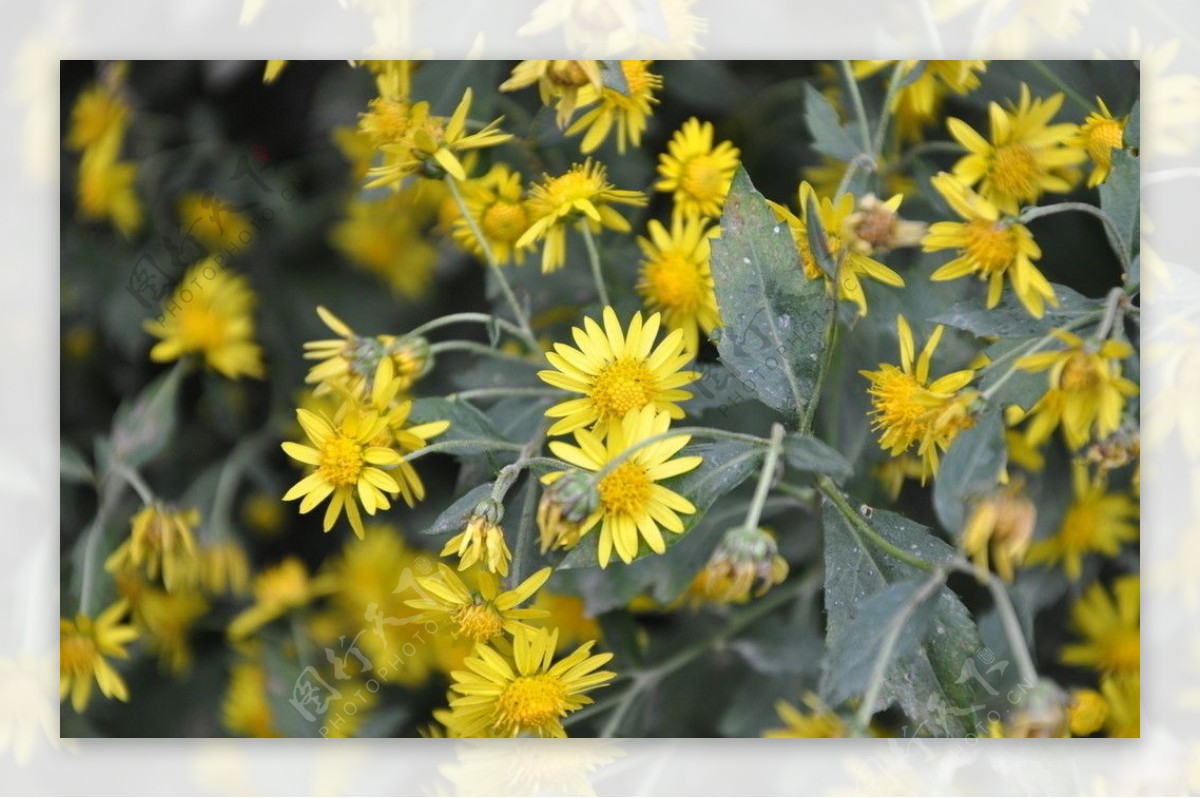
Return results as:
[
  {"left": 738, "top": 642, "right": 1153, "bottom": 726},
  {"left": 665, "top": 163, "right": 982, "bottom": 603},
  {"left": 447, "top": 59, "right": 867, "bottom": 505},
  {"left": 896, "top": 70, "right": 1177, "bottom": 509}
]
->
[
  {"left": 517, "top": 160, "right": 647, "bottom": 273},
  {"left": 566, "top": 60, "right": 661, "bottom": 154},
  {"left": 538, "top": 307, "right": 698, "bottom": 438},
  {"left": 636, "top": 215, "right": 720, "bottom": 354},
  {"left": 923, "top": 172, "right": 1055, "bottom": 318},
  {"left": 135, "top": 587, "right": 210, "bottom": 676},
  {"left": 303, "top": 305, "right": 432, "bottom": 399},
  {"left": 686, "top": 525, "right": 788, "bottom": 606},
  {"left": 854, "top": 60, "right": 987, "bottom": 140},
  {"left": 227, "top": 557, "right": 332, "bottom": 641},
  {"left": 544, "top": 405, "right": 703, "bottom": 567},
  {"left": 441, "top": 499, "right": 512, "bottom": 577},
  {"left": 105, "top": 505, "right": 201, "bottom": 593},
  {"left": 1025, "top": 464, "right": 1138, "bottom": 581},
  {"left": 860, "top": 316, "right": 978, "bottom": 480},
  {"left": 1069, "top": 98, "right": 1128, "bottom": 188},
  {"left": 198, "top": 539, "right": 252, "bottom": 596},
  {"left": 499, "top": 59, "right": 604, "bottom": 127},
  {"left": 960, "top": 481, "right": 1037, "bottom": 582},
  {"left": 59, "top": 601, "right": 138, "bottom": 713},
  {"left": 655, "top": 117, "right": 740, "bottom": 219},
  {"left": 442, "top": 626, "right": 615, "bottom": 738},
  {"left": 947, "top": 84, "right": 1086, "bottom": 214},
  {"left": 143, "top": 259, "right": 265, "bottom": 380},
  {"left": 1016, "top": 329, "right": 1138, "bottom": 450},
  {"left": 1059, "top": 576, "right": 1140, "bottom": 676},
  {"left": 1098, "top": 673, "right": 1139, "bottom": 738},
  {"left": 451, "top": 164, "right": 535, "bottom": 266},
  {"left": 405, "top": 564, "right": 552, "bottom": 643},
  {"left": 177, "top": 192, "right": 255, "bottom": 254},
  {"left": 66, "top": 78, "right": 129, "bottom": 152}
]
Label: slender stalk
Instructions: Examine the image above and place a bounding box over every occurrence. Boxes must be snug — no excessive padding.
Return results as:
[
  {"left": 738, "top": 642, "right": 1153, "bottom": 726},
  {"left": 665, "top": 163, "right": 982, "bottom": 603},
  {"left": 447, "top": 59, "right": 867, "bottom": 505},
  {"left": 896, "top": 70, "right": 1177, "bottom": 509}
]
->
[
  {"left": 589, "top": 427, "right": 771, "bottom": 484},
  {"left": 834, "top": 159, "right": 860, "bottom": 201},
  {"left": 428, "top": 340, "right": 534, "bottom": 364},
  {"left": 1019, "top": 202, "right": 1132, "bottom": 278},
  {"left": 208, "top": 427, "right": 273, "bottom": 543},
  {"left": 982, "top": 570, "right": 1038, "bottom": 687},
  {"left": 817, "top": 475, "right": 935, "bottom": 571},
  {"left": 112, "top": 462, "right": 154, "bottom": 505},
  {"left": 839, "top": 60, "right": 873, "bottom": 157},
  {"left": 446, "top": 386, "right": 563, "bottom": 402},
  {"left": 742, "top": 423, "right": 785, "bottom": 531},
  {"left": 801, "top": 303, "right": 840, "bottom": 435},
  {"left": 508, "top": 444, "right": 545, "bottom": 587},
  {"left": 399, "top": 438, "right": 525, "bottom": 465},
  {"left": 1094, "top": 286, "right": 1127, "bottom": 341},
  {"left": 977, "top": 309, "right": 1104, "bottom": 402},
  {"left": 445, "top": 174, "right": 536, "bottom": 344},
  {"left": 408, "top": 312, "right": 539, "bottom": 352},
  {"left": 78, "top": 477, "right": 123, "bottom": 616},
  {"left": 871, "top": 60, "right": 908, "bottom": 160},
  {"left": 579, "top": 223, "right": 610, "bottom": 308}
]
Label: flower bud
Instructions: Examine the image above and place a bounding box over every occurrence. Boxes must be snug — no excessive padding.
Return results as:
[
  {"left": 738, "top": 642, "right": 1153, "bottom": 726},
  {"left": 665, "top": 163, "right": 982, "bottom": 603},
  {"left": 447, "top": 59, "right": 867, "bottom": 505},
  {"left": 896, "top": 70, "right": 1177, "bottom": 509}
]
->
[
  {"left": 537, "top": 471, "right": 598, "bottom": 553},
  {"left": 689, "top": 526, "right": 788, "bottom": 606},
  {"left": 1008, "top": 679, "right": 1069, "bottom": 738},
  {"left": 961, "top": 481, "right": 1036, "bottom": 583}
]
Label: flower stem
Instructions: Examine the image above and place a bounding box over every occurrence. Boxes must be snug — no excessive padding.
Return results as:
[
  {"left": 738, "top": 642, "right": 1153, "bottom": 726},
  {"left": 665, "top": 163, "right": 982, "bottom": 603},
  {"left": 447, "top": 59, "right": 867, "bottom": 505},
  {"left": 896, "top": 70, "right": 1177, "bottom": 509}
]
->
[
  {"left": 976, "top": 309, "right": 1104, "bottom": 402},
  {"left": 446, "top": 386, "right": 564, "bottom": 402},
  {"left": 1028, "top": 60, "right": 1093, "bottom": 113},
  {"left": 1019, "top": 201, "right": 1132, "bottom": 278},
  {"left": 579, "top": 223, "right": 610, "bottom": 308},
  {"left": 589, "top": 426, "right": 772, "bottom": 484},
  {"left": 1094, "top": 286, "right": 1127, "bottom": 341},
  {"left": 801, "top": 302, "right": 840, "bottom": 435},
  {"left": 408, "top": 311, "right": 539, "bottom": 352},
  {"left": 840, "top": 60, "right": 873, "bottom": 158},
  {"left": 982, "top": 569, "right": 1039, "bottom": 687},
  {"left": 816, "top": 475, "right": 936, "bottom": 571},
  {"left": 399, "top": 438, "right": 525, "bottom": 465},
  {"left": 742, "top": 423, "right": 785, "bottom": 531},
  {"left": 507, "top": 435, "right": 546, "bottom": 587},
  {"left": 870, "top": 60, "right": 908, "bottom": 160},
  {"left": 428, "top": 340, "right": 535, "bottom": 364}
]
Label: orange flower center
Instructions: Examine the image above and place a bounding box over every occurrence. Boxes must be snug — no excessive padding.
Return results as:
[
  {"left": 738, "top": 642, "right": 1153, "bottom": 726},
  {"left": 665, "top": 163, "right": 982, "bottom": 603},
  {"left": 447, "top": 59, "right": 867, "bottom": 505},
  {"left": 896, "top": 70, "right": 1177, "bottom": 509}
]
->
[
  {"left": 1060, "top": 353, "right": 1103, "bottom": 392},
  {"left": 643, "top": 251, "right": 704, "bottom": 313}
]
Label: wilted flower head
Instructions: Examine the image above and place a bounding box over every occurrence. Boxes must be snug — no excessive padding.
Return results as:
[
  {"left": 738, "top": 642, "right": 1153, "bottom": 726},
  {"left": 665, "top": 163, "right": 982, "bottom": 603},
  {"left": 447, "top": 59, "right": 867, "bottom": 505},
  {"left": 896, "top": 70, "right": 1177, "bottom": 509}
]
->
[
  {"left": 961, "top": 481, "right": 1037, "bottom": 583},
  {"left": 537, "top": 469, "right": 599, "bottom": 553},
  {"left": 689, "top": 526, "right": 788, "bottom": 605}
]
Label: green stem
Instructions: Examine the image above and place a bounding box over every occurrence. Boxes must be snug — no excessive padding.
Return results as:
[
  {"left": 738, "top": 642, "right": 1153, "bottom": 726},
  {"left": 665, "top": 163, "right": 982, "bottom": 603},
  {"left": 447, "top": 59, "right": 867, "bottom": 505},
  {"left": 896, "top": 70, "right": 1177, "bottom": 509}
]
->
[
  {"left": 112, "top": 462, "right": 154, "bottom": 505},
  {"left": 428, "top": 340, "right": 534, "bottom": 364},
  {"left": 1028, "top": 61, "right": 1093, "bottom": 113},
  {"left": 1019, "top": 202, "right": 1132, "bottom": 279},
  {"left": 801, "top": 304, "right": 840, "bottom": 435},
  {"left": 981, "top": 568, "right": 1038, "bottom": 687},
  {"left": 399, "top": 438, "right": 525, "bottom": 465},
  {"left": 508, "top": 448, "right": 544, "bottom": 587},
  {"left": 870, "top": 60, "right": 908, "bottom": 160},
  {"left": 78, "top": 476, "right": 124, "bottom": 617},
  {"left": 445, "top": 174, "right": 536, "bottom": 344},
  {"left": 589, "top": 427, "right": 771, "bottom": 484},
  {"left": 446, "top": 386, "right": 564, "bottom": 402},
  {"left": 1094, "top": 286, "right": 1127, "bottom": 341},
  {"left": 408, "top": 312, "right": 539, "bottom": 353},
  {"left": 834, "top": 159, "right": 860, "bottom": 201},
  {"left": 208, "top": 427, "right": 273, "bottom": 543},
  {"left": 742, "top": 423, "right": 785, "bottom": 531},
  {"left": 817, "top": 475, "right": 935, "bottom": 571},
  {"left": 579, "top": 223, "right": 610, "bottom": 308},
  {"left": 839, "top": 60, "right": 873, "bottom": 157}
]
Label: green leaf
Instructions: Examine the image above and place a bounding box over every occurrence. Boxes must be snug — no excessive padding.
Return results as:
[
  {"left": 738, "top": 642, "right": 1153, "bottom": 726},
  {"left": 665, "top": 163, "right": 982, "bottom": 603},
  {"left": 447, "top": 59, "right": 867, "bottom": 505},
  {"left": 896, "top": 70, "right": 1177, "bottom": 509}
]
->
[
  {"left": 823, "top": 505, "right": 983, "bottom": 735},
  {"left": 1099, "top": 148, "right": 1139, "bottom": 262},
  {"left": 978, "top": 338, "right": 1048, "bottom": 410},
  {"left": 933, "top": 407, "right": 1007, "bottom": 534},
  {"left": 599, "top": 60, "right": 629, "bottom": 96},
  {"left": 410, "top": 396, "right": 509, "bottom": 443},
  {"left": 61, "top": 442, "right": 94, "bottom": 485},
  {"left": 820, "top": 577, "right": 943, "bottom": 706},
  {"left": 110, "top": 362, "right": 186, "bottom": 469},
  {"left": 558, "top": 440, "right": 763, "bottom": 568},
  {"left": 711, "top": 167, "right": 827, "bottom": 420},
  {"left": 804, "top": 83, "right": 862, "bottom": 161},
  {"left": 420, "top": 482, "right": 493, "bottom": 536},
  {"left": 931, "top": 282, "right": 1100, "bottom": 338},
  {"left": 803, "top": 189, "right": 838, "bottom": 280},
  {"left": 1124, "top": 100, "right": 1140, "bottom": 151},
  {"left": 782, "top": 433, "right": 852, "bottom": 479}
]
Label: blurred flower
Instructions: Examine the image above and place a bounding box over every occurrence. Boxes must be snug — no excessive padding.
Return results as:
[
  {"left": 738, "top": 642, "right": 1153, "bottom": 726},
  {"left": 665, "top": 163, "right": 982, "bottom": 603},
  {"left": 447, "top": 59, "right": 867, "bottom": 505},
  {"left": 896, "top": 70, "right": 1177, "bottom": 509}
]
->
[
  {"left": 451, "top": 164, "right": 535, "bottom": 266},
  {"left": 66, "top": 73, "right": 129, "bottom": 152},
  {"left": 1069, "top": 99, "right": 1127, "bottom": 188},
  {"left": 76, "top": 136, "right": 142, "bottom": 239},
  {"left": 844, "top": 193, "right": 926, "bottom": 255},
  {"left": 1017, "top": 329, "right": 1138, "bottom": 450},
  {"left": 762, "top": 694, "right": 845, "bottom": 737},
  {"left": 177, "top": 193, "right": 255, "bottom": 253},
  {"left": 1098, "top": 672, "right": 1139, "bottom": 737},
  {"left": 242, "top": 491, "right": 285, "bottom": 537},
  {"left": 947, "top": 84, "right": 1084, "bottom": 215},
  {"left": 221, "top": 660, "right": 278, "bottom": 737},
  {"left": 960, "top": 481, "right": 1036, "bottom": 582},
  {"left": 872, "top": 453, "right": 925, "bottom": 500},
  {"left": 59, "top": 600, "right": 138, "bottom": 713},
  {"left": 770, "top": 181, "right": 906, "bottom": 316},
  {"left": 518, "top": 159, "right": 647, "bottom": 273},
  {"left": 198, "top": 539, "right": 251, "bottom": 596},
  {"left": 137, "top": 587, "right": 210, "bottom": 676},
  {"left": 442, "top": 626, "right": 615, "bottom": 738},
  {"left": 687, "top": 526, "right": 788, "bottom": 606},
  {"left": 636, "top": 215, "right": 720, "bottom": 354},
  {"left": 332, "top": 125, "right": 376, "bottom": 183},
  {"left": 655, "top": 117, "right": 740, "bottom": 220},
  {"left": 566, "top": 60, "right": 660, "bottom": 154},
  {"left": 545, "top": 405, "right": 702, "bottom": 567},
  {"left": 143, "top": 259, "right": 265, "bottom": 380},
  {"left": 1059, "top": 575, "right": 1140, "bottom": 675},
  {"left": 227, "top": 557, "right": 332, "bottom": 640},
  {"left": 105, "top": 504, "right": 201, "bottom": 593},
  {"left": 537, "top": 307, "right": 698, "bottom": 438},
  {"left": 1098, "top": 31, "right": 1200, "bottom": 159},
  {"left": 499, "top": 59, "right": 604, "bottom": 127},
  {"left": 529, "top": 592, "right": 603, "bottom": 652},
  {"left": 861, "top": 315, "right": 978, "bottom": 481},
  {"left": 329, "top": 195, "right": 438, "bottom": 300},
  {"left": 442, "top": 499, "right": 512, "bottom": 577},
  {"left": 1067, "top": 687, "right": 1108, "bottom": 736},
  {"left": 405, "top": 564, "right": 551, "bottom": 642},
  {"left": 923, "top": 172, "right": 1054, "bottom": 318},
  {"left": 853, "top": 60, "right": 986, "bottom": 141},
  {"left": 262, "top": 59, "right": 286, "bottom": 83},
  {"left": 1026, "top": 464, "right": 1137, "bottom": 580}
]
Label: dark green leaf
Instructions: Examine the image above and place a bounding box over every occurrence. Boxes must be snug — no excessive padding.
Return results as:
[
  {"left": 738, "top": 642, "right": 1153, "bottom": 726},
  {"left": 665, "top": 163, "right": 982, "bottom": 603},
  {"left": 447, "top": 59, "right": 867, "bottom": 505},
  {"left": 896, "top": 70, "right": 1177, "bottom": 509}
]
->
[
  {"left": 804, "top": 189, "right": 838, "bottom": 280},
  {"left": 600, "top": 59, "right": 630, "bottom": 96},
  {"left": 823, "top": 505, "right": 983, "bottom": 735},
  {"left": 804, "top": 83, "right": 862, "bottom": 161},
  {"left": 61, "top": 442, "right": 94, "bottom": 485},
  {"left": 410, "top": 396, "right": 508, "bottom": 443},
  {"left": 711, "top": 167, "right": 827, "bottom": 420},
  {"left": 931, "top": 282, "right": 1100, "bottom": 338},
  {"left": 782, "top": 433, "right": 852, "bottom": 478},
  {"left": 111, "top": 362, "right": 186, "bottom": 469},
  {"left": 1100, "top": 149, "right": 1139, "bottom": 261},
  {"left": 1124, "top": 100, "right": 1140, "bottom": 151},
  {"left": 420, "top": 482, "right": 493, "bottom": 536},
  {"left": 933, "top": 407, "right": 1007, "bottom": 534}
]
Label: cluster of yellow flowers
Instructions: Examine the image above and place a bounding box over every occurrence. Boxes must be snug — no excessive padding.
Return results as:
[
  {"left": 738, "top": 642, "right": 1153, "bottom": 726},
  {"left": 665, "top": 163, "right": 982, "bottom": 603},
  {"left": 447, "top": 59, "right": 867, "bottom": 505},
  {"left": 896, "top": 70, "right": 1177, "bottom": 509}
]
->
[{"left": 67, "top": 62, "right": 142, "bottom": 238}]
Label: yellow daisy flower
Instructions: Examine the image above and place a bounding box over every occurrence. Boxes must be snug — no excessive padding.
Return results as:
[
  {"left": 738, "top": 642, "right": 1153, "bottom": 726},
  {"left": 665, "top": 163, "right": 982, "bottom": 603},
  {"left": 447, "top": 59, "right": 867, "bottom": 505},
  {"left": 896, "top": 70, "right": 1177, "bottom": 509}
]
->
[
  {"left": 405, "top": 564, "right": 552, "bottom": 642},
  {"left": 177, "top": 193, "right": 255, "bottom": 254},
  {"left": 443, "top": 626, "right": 615, "bottom": 738},
  {"left": 303, "top": 305, "right": 431, "bottom": 399},
  {"left": 221, "top": 660, "right": 279, "bottom": 737},
  {"left": 1016, "top": 330, "right": 1138, "bottom": 450},
  {"left": 329, "top": 195, "right": 438, "bottom": 300},
  {"left": 1059, "top": 576, "right": 1140, "bottom": 675},
  {"left": 518, "top": 159, "right": 647, "bottom": 273},
  {"left": 855, "top": 60, "right": 987, "bottom": 118},
  {"left": 105, "top": 504, "right": 201, "bottom": 593},
  {"left": 66, "top": 81, "right": 129, "bottom": 152},
  {"left": 143, "top": 259, "right": 265, "bottom": 380},
  {"left": 1025, "top": 465, "right": 1138, "bottom": 581},
  {"left": 227, "top": 557, "right": 332, "bottom": 641},
  {"left": 198, "top": 539, "right": 251, "bottom": 596},
  {"left": 60, "top": 600, "right": 138, "bottom": 713},
  {"left": 451, "top": 164, "right": 535, "bottom": 266},
  {"left": 769, "top": 181, "right": 906, "bottom": 316},
  {"left": 544, "top": 405, "right": 703, "bottom": 567},
  {"left": 1098, "top": 673, "right": 1139, "bottom": 738},
  {"left": 923, "top": 172, "right": 1056, "bottom": 318},
  {"left": 77, "top": 137, "right": 143, "bottom": 239},
  {"left": 947, "top": 84, "right": 1086, "bottom": 215},
  {"left": 762, "top": 694, "right": 846, "bottom": 737},
  {"left": 636, "top": 215, "right": 720, "bottom": 354},
  {"left": 566, "top": 60, "right": 661, "bottom": 154},
  {"left": 136, "top": 587, "right": 209, "bottom": 676},
  {"left": 1069, "top": 98, "right": 1128, "bottom": 188},
  {"left": 280, "top": 401, "right": 405, "bottom": 539},
  {"left": 860, "top": 316, "right": 978, "bottom": 480},
  {"left": 441, "top": 500, "right": 513, "bottom": 577},
  {"left": 655, "top": 117, "right": 740, "bottom": 219},
  {"left": 499, "top": 59, "right": 604, "bottom": 127},
  {"left": 537, "top": 306, "right": 699, "bottom": 438}
]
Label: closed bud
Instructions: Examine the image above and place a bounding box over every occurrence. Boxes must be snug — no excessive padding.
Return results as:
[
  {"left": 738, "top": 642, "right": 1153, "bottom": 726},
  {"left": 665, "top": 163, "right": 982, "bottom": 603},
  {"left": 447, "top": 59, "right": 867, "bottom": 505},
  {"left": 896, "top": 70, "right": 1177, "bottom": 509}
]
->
[
  {"left": 689, "top": 526, "right": 788, "bottom": 606},
  {"left": 537, "top": 471, "right": 598, "bottom": 553},
  {"left": 1008, "top": 680, "right": 1069, "bottom": 738},
  {"left": 961, "top": 481, "right": 1036, "bottom": 583}
]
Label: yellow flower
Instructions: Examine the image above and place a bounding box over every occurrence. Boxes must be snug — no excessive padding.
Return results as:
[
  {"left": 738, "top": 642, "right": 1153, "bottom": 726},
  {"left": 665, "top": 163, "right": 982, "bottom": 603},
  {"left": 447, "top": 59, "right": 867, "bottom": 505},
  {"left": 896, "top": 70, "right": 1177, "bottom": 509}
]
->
[
  {"left": 1067, "top": 688, "right": 1108, "bottom": 736},
  {"left": 860, "top": 316, "right": 978, "bottom": 481},
  {"left": 60, "top": 600, "right": 138, "bottom": 713},
  {"left": 655, "top": 117, "right": 740, "bottom": 219},
  {"left": 844, "top": 193, "right": 927, "bottom": 255},
  {"left": 177, "top": 193, "right": 255, "bottom": 253},
  {"left": 405, "top": 564, "right": 552, "bottom": 642},
  {"left": 1016, "top": 329, "right": 1138, "bottom": 450},
  {"left": 136, "top": 587, "right": 209, "bottom": 676},
  {"left": 566, "top": 60, "right": 661, "bottom": 154},
  {"left": 1025, "top": 465, "right": 1138, "bottom": 581},
  {"left": 762, "top": 694, "right": 846, "bottom": 737},
  {"left": 227, "top": 557, "right": 331, "bottom": 640},
  {"left": 442, "top": 500, "right": 512, "bottom": 577},
  {"left": 222, "top": 660, "right": 279, "bottom": 737},
  {"left": 769, "top": 182, "right": 906, "bottom": 316},
  {"left": 686, "top": 526, "right": 788, "bottom": 606},
  {"left": 280, "top": 400, "right": 405, "bottom": 539},
  {"left": 105, "top": 504, "right": 201, "bottom": 593},
  {"left": 1069, "top": 98, "right": 1128, "bottom": 188},
  {"left": 873, "top": 453, "right": 926, "bottom": 500},
  {"left": 364, "top": 89, "right": 510, "bottom": 187},
  {"left": 262, "top": 59, "right": 287, "bottom": 83},
  {"left": 499, "top": 59, "right": 604, "bottom": 127},
  {"left": 242, "top": 491, "right": 285, "bottom": 536},
  {"left": 529, "top": 592, "right": 602, "bottom": 652},
  {"left": 451, "top": 164, "right": 535, "bottom": 265},
  {"left": 923, "top": 173, "right": 1056, "bottom": 317},
  {"left": 198, "top": 539, "right": 251, "bottom": 596},
  {"left": 1059, "top": 576, "right": 1140, "bottom": 675},
  {"left": 961, "top": 482, "right": 1037, "bottom": 582},
  {"left": 518, "top": 159, "right": 647, "bottom": 273},
  {"left": 329, "top": 195, "right": 438, "bottom": 300},
  {"left": 442, "top": 626, "right": 615, "bottom": 738},
  {"left": 143, "top": 259, "right": 265, "bottom": 380},
  {"left": 947, "top": 84, "right": 1086, "bottom": 215},
  {"left": 77, "top": 137, "right": 143, "bottom": 239},
  {"left": 303, "top": 305, "right": 431, "bottom": 399},
  {"left": 1098, "top": 672, "right": 1139, "bottom": 738},
  {"left": 538, "top": 306, "right": 698, "bottom": 438},
  {"left": 544, "top": 405, "right": 703, "bottom": 567},
  {"left": 636, "top": 215, "right": 721, "bottom": 354},
  {"left": 66, "top": 82, "right": 129, "bottom": 152},
  {"left": 332, "top": 124, "right": 376, "bottom": 182},
  {"left": 854, "top": 61, "right": 987, "bottom": 137}
]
